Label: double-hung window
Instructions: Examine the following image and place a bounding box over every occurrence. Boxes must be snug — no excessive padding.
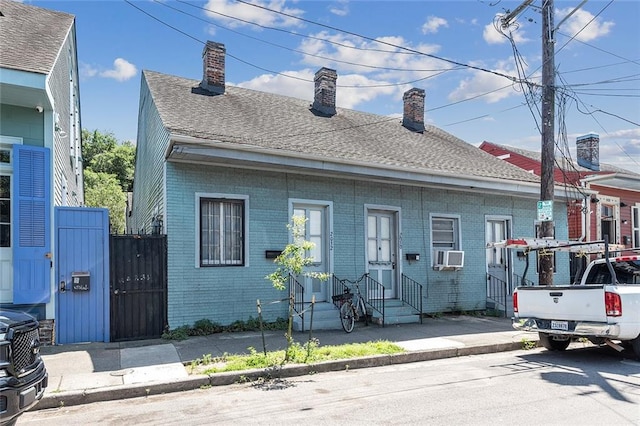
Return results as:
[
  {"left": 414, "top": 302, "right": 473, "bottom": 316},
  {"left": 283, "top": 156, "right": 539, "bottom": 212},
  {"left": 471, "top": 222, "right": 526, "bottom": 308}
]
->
[{"left": 200, "top": 197, "right": 245, "bottom": 266}]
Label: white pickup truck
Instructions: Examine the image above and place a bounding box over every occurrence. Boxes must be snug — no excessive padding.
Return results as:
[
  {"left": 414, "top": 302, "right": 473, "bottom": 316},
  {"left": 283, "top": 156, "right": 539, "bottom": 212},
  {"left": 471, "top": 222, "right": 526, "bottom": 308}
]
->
[{"left": 490, "top": 238, "right": 640, "bottom": 359}]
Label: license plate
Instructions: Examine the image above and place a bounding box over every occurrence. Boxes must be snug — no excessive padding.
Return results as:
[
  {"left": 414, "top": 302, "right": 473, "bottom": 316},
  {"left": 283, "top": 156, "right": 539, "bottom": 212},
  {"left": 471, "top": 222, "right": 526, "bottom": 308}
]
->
[{"left": 551, "top": 320, "right": 568, "bottom": 331}]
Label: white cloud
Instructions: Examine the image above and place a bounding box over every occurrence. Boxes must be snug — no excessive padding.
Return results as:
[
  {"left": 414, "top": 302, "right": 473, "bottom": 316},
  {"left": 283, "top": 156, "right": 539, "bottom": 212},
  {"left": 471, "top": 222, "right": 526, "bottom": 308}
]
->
[
  {"left": 100, "top": 58, "right": 138, "bottom": 82},
  {"left": 484, "top": 13, "right": 530, "bottom": 45},
  {"left": 236, "top": 68, "right": 398, "bottom": 110},
  {"left": 557, "top": 7, "right": 614, "bottom": 42},
  {"left": 203, "top": 0, "right": 305, "bottom": 29},
  {"left": 421, "top": 16, "right": 448, "bottom": 34},
  {"left": 80, "top": 62, "right": 98, "bottom": 78},
  {"left": 296, "top": 31, "right": 447, "bottom": 84},
  {"left": 329, "top": 0, "right": 349, "bottom": 17},
  {"left": 448, "top": 59, "right": 530, "bottom": 104},
  {"left": 597, "top": 129, "right": 640, "bottom": 171}
]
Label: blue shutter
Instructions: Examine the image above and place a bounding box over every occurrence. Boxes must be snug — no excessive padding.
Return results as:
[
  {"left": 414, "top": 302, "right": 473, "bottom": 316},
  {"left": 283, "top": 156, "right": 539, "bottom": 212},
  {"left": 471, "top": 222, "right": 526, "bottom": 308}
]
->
[{"left": 13, "top": 145, "right": 51, "bottom": 304}]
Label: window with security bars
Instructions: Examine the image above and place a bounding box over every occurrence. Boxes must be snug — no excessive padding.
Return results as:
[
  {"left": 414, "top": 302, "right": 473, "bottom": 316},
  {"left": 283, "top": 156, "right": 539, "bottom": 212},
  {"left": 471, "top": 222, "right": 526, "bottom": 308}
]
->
[{"left": 200, "top": 198, "right": 244, "bottom": 266}]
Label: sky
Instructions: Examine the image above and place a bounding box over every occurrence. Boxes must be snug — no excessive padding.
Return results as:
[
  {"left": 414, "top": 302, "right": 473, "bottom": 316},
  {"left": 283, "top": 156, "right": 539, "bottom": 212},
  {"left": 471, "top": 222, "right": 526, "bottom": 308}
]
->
[{"left": 27, "top": 0, "right": 640, "bottom": 172}]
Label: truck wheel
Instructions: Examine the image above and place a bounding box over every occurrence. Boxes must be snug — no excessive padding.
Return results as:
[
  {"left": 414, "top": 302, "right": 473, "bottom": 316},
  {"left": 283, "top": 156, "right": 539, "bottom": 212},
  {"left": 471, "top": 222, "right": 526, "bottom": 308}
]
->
[{"left": 538, "top": 333, "right": 570, "bottom": 351}]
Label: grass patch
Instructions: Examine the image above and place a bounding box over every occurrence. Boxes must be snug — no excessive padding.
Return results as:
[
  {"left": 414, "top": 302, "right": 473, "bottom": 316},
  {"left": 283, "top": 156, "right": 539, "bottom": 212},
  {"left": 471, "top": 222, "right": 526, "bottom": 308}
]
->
[{"left": 189, "top": 340, "right": 404, "bottom": 375}]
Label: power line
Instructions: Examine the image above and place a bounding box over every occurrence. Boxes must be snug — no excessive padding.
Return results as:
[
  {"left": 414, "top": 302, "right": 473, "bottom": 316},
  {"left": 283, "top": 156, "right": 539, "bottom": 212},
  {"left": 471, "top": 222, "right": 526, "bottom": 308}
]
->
[
  {"left": 156, "top": 0, "right": 460, "bottom": 75},
  {"left": 232, "top": 0, "right": 530, "bottom": 86}
]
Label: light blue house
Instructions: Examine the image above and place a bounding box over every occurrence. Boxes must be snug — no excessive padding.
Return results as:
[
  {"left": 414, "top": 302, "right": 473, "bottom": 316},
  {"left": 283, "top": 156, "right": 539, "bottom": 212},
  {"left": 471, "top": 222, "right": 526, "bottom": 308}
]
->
[
  {"left": 131, "top": 41, "right": 571, "bottom": 330},
  {"left": 0, "top": 0, "right": 84, "bottom": 322}
]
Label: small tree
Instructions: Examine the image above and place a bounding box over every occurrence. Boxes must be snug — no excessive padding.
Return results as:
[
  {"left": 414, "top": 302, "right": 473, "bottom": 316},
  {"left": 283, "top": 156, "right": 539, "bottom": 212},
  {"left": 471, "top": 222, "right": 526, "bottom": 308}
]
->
[{"left": 265, "top": 215, "right": 330, "bottom": 361}]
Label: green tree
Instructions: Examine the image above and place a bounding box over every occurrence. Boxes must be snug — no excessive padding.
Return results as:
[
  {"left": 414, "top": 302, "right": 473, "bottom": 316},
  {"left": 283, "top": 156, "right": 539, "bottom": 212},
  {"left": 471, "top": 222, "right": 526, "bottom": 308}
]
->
[
  {"left": 82, "top": 130, "right": 135, "bottom": 191},
  {"left": 265, "top": 215, "right": 330, "bottom": 362},
  {"left": 84, "top": 170, "right": 127, "bottom": 233},
  {"left": 90, "top": 141, "right": 135, "bottom": 191},
  {"left": 81, "top": 129, "right": 136, "bottom": 232},
  {"left": 82, "top": 129, "right": 117, "bottom": 167}
]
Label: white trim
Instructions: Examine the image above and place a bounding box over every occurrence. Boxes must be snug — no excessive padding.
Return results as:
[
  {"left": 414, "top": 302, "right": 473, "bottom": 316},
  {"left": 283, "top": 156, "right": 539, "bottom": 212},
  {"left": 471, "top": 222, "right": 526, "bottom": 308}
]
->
[
  {"left": 364, "top": 204, "right": 402, "bottom": 298},
  {"left": 288, "top": 199, "right": 334, "bottom": 270},
  {"left": 429, "top": 213, "right": 463, "bottom": 267},
  {"left": 194, "top": 192, "right": 250, "bottom": 269},
  {"left": 0, "top": 135, "right": 23, "bottom": 145}
]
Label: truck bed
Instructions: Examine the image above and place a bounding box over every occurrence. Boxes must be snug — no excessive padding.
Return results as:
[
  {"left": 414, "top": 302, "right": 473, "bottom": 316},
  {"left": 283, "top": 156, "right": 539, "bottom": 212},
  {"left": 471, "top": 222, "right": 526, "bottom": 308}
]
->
[{"left": 515, "top": 285, "right": 608, "bottom": 323}]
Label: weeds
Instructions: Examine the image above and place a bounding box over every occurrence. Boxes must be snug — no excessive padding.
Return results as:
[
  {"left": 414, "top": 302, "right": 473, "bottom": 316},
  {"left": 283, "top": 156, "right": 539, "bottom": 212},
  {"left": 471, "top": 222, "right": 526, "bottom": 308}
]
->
[
  {"left": 162, "top": 317, "right": 288, "bottom": 340},
  {"left": 521, "top": 338, "right": 537, "bottom": 350},
  {"left": 188, "top": 340, "right": 404, "bottom": 375}
]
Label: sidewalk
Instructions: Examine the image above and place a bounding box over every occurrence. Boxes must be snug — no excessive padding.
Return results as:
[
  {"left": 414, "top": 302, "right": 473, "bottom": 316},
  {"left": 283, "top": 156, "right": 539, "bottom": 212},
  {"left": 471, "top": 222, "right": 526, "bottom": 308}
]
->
[{"left": 36, "top": 315, "right": 536, "bottom": 410}]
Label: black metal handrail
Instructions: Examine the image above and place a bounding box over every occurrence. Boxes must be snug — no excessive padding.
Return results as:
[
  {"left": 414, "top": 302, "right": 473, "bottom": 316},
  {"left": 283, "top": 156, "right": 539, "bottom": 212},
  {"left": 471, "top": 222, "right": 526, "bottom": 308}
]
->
[
  {"left": 289, "top": 274, "right": 305, "bottom": 331},
  {"left": 363, "top": 274, "right": 385, "bottom": 327},
  {"left": 486, "top": 273, "right": 508, "bottom": 318},
  {"left": 513, "top": 273, "right": 535, "bottom": 289},
  {"left": 401, "top": 274, "right": 424, "bottom": 324},
  {"left": 331, "top": 275, "right": 350, "bottom": 309}
]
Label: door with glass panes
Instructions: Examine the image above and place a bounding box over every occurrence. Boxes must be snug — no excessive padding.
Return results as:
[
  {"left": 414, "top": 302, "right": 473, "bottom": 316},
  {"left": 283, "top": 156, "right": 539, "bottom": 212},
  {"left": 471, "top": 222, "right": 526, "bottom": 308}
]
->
[
  {"left": 293, "top": 205, "right": 329, "bottom": 302},
  {"left": 0, "top": 146, "right": 12, "bottom": 303},
  {"left": 367, "top": 210, "right": 397, "bottom": 299}
]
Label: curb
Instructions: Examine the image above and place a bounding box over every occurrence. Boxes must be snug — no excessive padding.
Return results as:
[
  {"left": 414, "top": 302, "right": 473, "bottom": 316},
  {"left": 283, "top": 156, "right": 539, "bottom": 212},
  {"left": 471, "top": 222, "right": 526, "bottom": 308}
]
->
[{"left": 34, "top": 341, "right": 527, "bottom": 411}]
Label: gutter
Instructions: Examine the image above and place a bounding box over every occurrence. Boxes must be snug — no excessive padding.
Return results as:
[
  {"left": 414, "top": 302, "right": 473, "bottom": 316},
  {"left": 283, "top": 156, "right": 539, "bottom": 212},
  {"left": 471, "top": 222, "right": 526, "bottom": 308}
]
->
[{"left": 167, "top": 134, "right": 573, "bottom": 200}]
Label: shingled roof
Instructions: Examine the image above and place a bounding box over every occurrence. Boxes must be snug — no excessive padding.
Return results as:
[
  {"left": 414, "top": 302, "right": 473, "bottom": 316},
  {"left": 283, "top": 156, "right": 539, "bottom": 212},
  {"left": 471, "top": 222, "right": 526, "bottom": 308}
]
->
[
  {"left": 483, "top": 141, "right": 637, "bottom": 175},
  {"left": 0, "top": 0, "right": 74, "bottom": 74},
  {"left": 143, "top": 68, "right": 542, "bottom": 187}
]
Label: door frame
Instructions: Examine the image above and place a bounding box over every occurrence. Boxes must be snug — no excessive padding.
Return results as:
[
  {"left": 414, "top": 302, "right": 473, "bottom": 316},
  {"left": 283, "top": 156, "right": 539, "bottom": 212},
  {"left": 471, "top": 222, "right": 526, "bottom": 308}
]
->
[
  {"left": 364, "top": 205, "right": 401, "bottom": 299},
  {"left": 288, "top": 199, "right": 333, "bottom": 302},
  {"left": 485, "top": 215, "right": 512, "bottom": 291}
]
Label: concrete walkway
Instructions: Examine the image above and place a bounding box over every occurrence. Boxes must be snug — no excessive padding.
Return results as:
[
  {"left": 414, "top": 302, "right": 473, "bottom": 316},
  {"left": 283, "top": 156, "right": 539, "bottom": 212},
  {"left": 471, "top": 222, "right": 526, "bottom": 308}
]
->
[{"left": 36, "top": 315, "right": 537, "bottom": 410}]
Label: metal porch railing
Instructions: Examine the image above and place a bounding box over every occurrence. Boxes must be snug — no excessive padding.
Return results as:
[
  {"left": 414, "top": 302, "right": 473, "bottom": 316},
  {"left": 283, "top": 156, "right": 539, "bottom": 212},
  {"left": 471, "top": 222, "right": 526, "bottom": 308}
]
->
[
  {"left": 401, "top": 274, "right": 424, "bottom": 324},
  {"left": 363, "top": 274, "right": 385, "bottom": 326},
  {"left": 487, "top": 273, "right": 509, "bottom": 318},
  {"left": 289, "top": 274, "right": 305, "bottom": 331}
]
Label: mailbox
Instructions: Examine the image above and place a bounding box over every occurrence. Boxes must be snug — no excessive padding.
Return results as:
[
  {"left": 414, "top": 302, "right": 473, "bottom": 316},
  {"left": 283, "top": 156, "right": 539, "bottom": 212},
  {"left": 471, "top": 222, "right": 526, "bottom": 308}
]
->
[{"left": 71, "top": 271, "right": 90, "bottom": 291}]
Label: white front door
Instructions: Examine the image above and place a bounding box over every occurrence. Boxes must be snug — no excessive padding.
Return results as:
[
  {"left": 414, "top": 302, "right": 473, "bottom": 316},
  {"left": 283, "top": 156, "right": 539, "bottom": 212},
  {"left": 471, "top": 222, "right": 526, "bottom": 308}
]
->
[
  {"left": 293, "top": 205, "right": 329, "bottom": 302},
  {"left": 486, "top": 218, "right": 509, "bottom": 290},
  {"left": 367, "top": 210, "right": 397, "bottom": 298},
  {"left": 0, "top": 150, "right": 12, "bottom": 302}
]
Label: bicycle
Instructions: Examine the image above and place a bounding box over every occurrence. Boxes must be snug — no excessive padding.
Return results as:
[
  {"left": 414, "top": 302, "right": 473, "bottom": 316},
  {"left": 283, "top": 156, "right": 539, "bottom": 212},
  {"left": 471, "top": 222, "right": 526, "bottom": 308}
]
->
[{"left": 333, "top": 279, "right": 369, "bottom": 333}]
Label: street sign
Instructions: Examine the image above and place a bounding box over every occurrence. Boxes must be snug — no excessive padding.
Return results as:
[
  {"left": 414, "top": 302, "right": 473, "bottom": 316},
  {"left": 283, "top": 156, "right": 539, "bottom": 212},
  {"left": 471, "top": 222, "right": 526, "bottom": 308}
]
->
[{"left": 537, "top": 200, "right": 553, "bottom": 221}]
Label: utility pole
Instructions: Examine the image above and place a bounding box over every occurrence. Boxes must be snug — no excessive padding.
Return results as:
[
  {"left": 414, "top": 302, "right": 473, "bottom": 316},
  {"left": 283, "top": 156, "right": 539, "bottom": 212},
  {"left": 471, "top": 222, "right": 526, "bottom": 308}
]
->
[
  {"left": 502, "top": 0, "right": 556, "bottom": 285},
  {"left": 539, "top": 0, "right": 555, "bottom": 285}
]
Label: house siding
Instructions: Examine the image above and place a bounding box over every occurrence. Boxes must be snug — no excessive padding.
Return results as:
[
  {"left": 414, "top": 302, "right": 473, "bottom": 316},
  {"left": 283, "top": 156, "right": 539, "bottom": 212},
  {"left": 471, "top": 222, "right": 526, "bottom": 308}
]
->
[
  {"left": 164, "top": 162, "right": 570, "bottom": 328},
  {"left": 49, "top": 31, "right": 83, "bottom": 207},
  {"left": 131, "top": 77, "right": 170, "bottom": 233},
  {"left": 0, "top": 105, "right": 45, "bottom": 146}
]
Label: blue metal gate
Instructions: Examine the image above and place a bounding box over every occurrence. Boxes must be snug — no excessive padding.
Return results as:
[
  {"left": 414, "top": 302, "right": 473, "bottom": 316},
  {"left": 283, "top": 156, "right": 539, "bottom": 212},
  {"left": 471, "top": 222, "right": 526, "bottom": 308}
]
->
[{"left": 55, "top": 207, "right": 110, "bottom": 344}]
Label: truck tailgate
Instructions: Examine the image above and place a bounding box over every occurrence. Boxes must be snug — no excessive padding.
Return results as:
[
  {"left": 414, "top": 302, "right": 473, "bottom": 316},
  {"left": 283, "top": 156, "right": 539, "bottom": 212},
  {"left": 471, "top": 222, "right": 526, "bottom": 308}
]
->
[{"left": 515, "top": 285, "right": 607, "bottom": 322}]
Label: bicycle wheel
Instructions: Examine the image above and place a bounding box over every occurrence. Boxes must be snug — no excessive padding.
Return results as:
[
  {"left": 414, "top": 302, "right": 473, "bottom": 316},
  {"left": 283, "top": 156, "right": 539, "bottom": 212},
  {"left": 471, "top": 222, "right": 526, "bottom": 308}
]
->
[{"left": 340, "top": 302, "right": 355, "bottom": 333}]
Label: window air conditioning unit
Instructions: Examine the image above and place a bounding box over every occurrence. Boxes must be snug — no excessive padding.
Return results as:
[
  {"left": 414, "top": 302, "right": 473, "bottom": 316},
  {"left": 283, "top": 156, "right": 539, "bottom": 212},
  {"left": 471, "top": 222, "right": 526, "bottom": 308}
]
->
[{"left": 433, "top": 250, "right": 465, "bottom": 270}]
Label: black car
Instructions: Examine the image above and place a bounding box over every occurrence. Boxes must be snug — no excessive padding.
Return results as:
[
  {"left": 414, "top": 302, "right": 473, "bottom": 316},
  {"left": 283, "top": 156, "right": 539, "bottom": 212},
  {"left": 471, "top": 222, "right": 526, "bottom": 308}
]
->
[{"left": 0, "top": 310, "right": 48, "bottom": 426}]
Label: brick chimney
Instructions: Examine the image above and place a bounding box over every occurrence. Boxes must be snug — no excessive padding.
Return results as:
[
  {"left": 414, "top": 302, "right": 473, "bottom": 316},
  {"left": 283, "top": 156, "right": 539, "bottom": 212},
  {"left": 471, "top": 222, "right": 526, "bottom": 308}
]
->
[
  {"left": 402, "top": 88, "right": 425, "bottom": 133},
  {"left": 312, "top": 67, "right": 337, "bottom": 116},
  {"left": 576, "top": 133, "right": 600, "bottom": 171},
  {"left": 200, "top": 41, "right": 225, "bottom": 95}
]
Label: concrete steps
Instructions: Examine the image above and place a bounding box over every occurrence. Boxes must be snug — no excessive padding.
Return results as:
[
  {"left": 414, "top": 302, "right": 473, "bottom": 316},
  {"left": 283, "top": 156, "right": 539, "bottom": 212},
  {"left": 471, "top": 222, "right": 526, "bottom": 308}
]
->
[
  {"left": 487, "top": 295, "right": 514, "bottom": 317},
  {"left": 292, "top": 302, "right": 343, "bottom": 332},
  {"left": 293, "top": 298, "right": 422, "bottom": 331},
  {"left": 371, "top": 299, "right": 422, "bottom": 326}
]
